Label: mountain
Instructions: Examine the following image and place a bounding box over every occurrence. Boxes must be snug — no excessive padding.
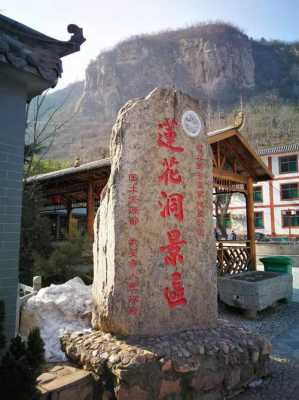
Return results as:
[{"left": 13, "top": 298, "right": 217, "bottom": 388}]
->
[{"left": 43, "top": 22, "right": 299, "bottom": 162}]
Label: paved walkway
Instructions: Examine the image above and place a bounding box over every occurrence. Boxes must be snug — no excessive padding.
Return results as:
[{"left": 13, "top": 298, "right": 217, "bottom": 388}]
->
[{"left": 235, "top": 268, "right": 299, "bottom": 399}]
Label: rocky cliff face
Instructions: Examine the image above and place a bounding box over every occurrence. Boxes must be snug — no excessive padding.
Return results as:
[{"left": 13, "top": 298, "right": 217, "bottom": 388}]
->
[{"left": 47, "top": 23, "right": 299, "bottom": 161}]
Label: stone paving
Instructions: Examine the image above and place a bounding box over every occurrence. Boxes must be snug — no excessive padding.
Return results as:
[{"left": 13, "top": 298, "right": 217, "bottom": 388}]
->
[{"left": 227, "top": 268, "right": 299, "bottom": 400}]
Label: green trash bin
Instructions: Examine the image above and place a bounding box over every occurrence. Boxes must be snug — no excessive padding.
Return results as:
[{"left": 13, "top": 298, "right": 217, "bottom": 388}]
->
[
  {"left": 260, "top": 256, "right": 293, "bottom": 275},
  {"left": 260, "top": 256, "right": 293, "bottom": 302}
]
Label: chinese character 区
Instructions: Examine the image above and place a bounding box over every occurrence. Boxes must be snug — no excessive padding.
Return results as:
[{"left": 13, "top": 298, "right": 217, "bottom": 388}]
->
[
  {"left": 159, "top": 157, "right": 182, "bottom": 185},
  {"left": 157, "top": 119, "right": 184, "bottom": 153},
  {"left": 159, "top": 192, "right": 184, "bottom": 221},
  {"left": 160, "top": 229, "right": 186, "bottom": 266},
  {"left": 163, "top": 271, "right": 187, "bottom": 309}
]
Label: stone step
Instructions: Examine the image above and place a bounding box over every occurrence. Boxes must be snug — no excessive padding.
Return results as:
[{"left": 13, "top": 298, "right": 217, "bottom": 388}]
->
[{"left": 37, "top": 363, "right": 94, "bottom": 400}]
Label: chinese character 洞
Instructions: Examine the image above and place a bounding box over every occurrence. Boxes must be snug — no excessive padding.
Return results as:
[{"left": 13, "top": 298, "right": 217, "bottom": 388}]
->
[
  {"left": 159, "top": 192, "right": 184, "bottom": 221},
  {"left": 157, "top": 119, "right": 184, "bottom": 153},
  {"left": 163, "top": 271, "right": 187, "bottom": 309},
  {"left": 159, "top": 157, "right": 182, "bottom": 185},
  {"left": 160, "top": 229, "right": 186, "bottom": 266}
]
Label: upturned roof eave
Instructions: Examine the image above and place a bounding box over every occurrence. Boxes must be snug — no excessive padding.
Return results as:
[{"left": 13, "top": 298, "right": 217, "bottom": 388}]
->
[{"left": 0, "top": 13, "right": 85, "bottom": 57}]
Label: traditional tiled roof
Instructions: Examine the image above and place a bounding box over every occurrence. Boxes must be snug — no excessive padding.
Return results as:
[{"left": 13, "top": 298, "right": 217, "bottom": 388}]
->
[
  {"left": 257, "top": 144, "right": 299, "bottom": 156},
  {"left": 0, "top": 13, "right": 85, "bottom": 86}
]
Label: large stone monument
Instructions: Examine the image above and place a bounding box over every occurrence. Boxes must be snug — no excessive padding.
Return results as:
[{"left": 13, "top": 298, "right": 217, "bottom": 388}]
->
[
  {"left": 63, "top": 89, "right": 271, "bottom": 400},
  {"left": 92, "top": 88, "right": 217, "bottom": 335}
]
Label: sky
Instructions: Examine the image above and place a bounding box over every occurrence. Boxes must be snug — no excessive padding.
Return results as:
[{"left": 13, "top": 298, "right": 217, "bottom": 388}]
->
[{"left": 2, "top": 0, "right": 299, "bottom": 90}]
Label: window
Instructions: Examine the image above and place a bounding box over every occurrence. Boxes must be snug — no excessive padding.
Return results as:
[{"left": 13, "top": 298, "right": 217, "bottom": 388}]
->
[
  {"left": 254, "top": 212, "right": 264, "bottom": 229},
  {"left": 253, "top": 186, "right": 263, "bottom": 203},
  {"left": 282, "top": 210, "right": 299, "bottom": 227},
  {"left": 279, "top": 155, "right": 298, "bottom": 174},
  {"left": 281, "top": 183, "right": 299, "bottom": 200}
]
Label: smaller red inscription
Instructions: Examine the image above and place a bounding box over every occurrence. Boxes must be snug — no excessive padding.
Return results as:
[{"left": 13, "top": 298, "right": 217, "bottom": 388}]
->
[
  {"left": 128, "top": 280, "right": 139, "bottom": 292},
  {"left": 128, "top": 259, "right": 137, "bottom": 269},
  {"left": 163, "top": 271, "right": 187, "bottom": 309},
  {"left": 128, "top": 195, "right": 138, "bottom": 206},
  {"left": 128, "top": 295, "right": 140, "bottom": 305},
  {"left": 160, "top": 229, "right": 186, "bottom": 266},
  {"left": 157, "top": 119, "right": 184, "bottom": 153},
  {"left": 128, "top": 307, "right": 138, "bottom": 316},
  {"left": 159, "top": 157, "right": 182, "bottom": 185},
  {"left": 129, "top": 174, "right": 138, "bottom": 182},
  {"left": 128, "top": 182, "right": 138, "bottom": 193},
  {"left": 128, "top": 216, "right": 139, "bottom": 225},
  {"left": 128, "top": 207, "right": 139, "bottom": 214}
]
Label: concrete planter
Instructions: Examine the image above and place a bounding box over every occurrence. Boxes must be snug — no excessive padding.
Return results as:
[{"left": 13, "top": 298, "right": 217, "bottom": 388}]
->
[{"left": 218, "top": 271, "right": 293, "bottom": 318}]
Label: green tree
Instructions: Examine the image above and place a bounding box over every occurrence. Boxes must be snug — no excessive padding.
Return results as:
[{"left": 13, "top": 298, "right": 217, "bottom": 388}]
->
[
  {"left": 33, "top": 232, "right": 92, "bottom": 286},
  {"left": 19, "top": 186, "right": 53, "bottom": 285},
  {"left": 0, "top": 329, "right": 44, "bottom": 400},
  {"left": 26, "top": 328, "right": 45, "bottom": 373}
]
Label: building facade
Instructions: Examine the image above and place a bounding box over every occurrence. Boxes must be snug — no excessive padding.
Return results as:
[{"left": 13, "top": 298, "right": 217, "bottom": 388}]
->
[
  {"left": 229, "top": 144, "right": 299, "bottom": 238},
  {"left": 0, "top": 14, "right": 84, "bottom": 340}
]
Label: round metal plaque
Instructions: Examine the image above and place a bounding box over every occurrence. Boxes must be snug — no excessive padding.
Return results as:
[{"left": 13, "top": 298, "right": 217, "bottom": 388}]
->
[{"left": 181, "top": 110, "right": 202, "bottom": 138}]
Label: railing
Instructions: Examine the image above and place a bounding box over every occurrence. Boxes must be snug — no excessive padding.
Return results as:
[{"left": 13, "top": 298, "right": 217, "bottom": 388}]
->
[
  {"left": 16, "top": 276, "right": 42, "bottom": 335},
  {"left": 216, "top": 241, "right": 252, "bottom": 276}
]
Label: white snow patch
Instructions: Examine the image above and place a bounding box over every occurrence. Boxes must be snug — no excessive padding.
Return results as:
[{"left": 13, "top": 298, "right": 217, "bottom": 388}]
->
[{"left": 21, "top": 277, "right": 92, "bottom": 361}]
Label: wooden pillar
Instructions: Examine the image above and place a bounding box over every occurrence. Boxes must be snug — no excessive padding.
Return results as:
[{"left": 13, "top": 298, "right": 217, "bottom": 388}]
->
[
  {"left": 87, "top": 182, "right": 95, "bottom": 240},
  {"left": 246, "top": 177, "right": 256, "bottom": 270},
  {"left": 66, "top": 199, "right": 72, "bottom": 236}
]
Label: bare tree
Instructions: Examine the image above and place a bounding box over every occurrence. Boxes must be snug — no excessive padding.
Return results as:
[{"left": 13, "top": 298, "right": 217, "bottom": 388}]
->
[
  {"left": 214, "top": 193, "right": 232, "bottom": 238},
  {"left": 24, "top": 88, "right": 76, "bottom": 177}
]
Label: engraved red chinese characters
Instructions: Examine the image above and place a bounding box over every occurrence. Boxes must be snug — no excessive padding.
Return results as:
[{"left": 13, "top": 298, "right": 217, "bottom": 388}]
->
[
  {"left": 159, "top": 192, "right": 184, "bottom": 221},
  {"left": 157, "top": 119, "right": 184, "bottom": 153},
  {"left": 163, "top": 271, "right": 187, "bottom": 309},
  {"left": 159, "top": 157, "right": 182, "bottom": 185},
  {"left": 160, "top": 229, "right": 187, "bottom": 266}
]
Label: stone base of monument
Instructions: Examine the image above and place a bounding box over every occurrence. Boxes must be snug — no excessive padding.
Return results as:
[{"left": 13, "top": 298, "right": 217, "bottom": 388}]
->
[{"left": 61, "top": 320, "right": 271, "bottom": 400}]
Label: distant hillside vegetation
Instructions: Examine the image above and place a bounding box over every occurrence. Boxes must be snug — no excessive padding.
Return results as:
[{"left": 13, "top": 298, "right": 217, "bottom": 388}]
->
[{"left": 39, "top": 22, "right": 299, "bottom": 162}]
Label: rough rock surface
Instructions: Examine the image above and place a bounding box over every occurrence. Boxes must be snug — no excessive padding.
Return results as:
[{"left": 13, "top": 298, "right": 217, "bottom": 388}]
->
[
  {"left": 92, "top": 88, "right": 217, "bottom": 336},
  {"left": 47, "top": 23, "right": 299, "bottom": 162},
  {"left": 20, "top": 277, "right": 92, "bottom": 361},
  {"left": 61, "top": 320, "right": 271, "bottom": 400}
]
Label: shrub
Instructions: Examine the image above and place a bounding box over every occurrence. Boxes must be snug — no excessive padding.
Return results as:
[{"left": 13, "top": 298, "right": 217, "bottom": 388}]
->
[
  {"left": 0, "top": 328, "right": 45, "bottom": 400},
  {"left": 26, "top": 328, "right": 45, "bottom": 372},
  {"left": 33, "top": 232, "right": 92, "bottom": 286},
  {"left": 20, "top": 186, "right": 53, "bottom": 285}
]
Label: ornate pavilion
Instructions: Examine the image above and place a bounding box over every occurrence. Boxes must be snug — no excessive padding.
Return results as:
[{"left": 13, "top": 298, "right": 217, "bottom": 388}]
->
[{"left": 26, "top": 118, "right": 272, "bottom": 275}]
